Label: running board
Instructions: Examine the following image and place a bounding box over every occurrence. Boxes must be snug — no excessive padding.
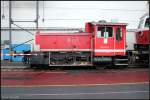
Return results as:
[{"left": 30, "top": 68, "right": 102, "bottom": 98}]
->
[
  {"left": 115, "top": 64, "right": 128, "bottom": 66},
  {"left": 49, "top": 64, "right": 93, "bottom": 66},
  {"left": 115, "top": 59, "right": 128, "bottom": 61}
]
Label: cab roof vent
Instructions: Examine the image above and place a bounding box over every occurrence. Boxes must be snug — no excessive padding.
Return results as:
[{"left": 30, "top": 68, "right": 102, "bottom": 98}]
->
[{"left": 98, "top": 20, "right": 107, "bottom": 23}]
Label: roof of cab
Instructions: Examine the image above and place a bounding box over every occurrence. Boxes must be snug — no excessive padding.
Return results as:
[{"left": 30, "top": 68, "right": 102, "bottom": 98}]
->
[
  {"left": 91, "top": 21, "right": 128, "bottom": 26},
  {"left": 140, "top": 12, "right": 149, "bottom": 19}
]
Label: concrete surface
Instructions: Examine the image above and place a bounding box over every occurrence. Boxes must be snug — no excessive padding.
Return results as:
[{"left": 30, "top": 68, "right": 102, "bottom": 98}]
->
[{"left": 1, "top": 83, "right": 149, "bottom": 99}]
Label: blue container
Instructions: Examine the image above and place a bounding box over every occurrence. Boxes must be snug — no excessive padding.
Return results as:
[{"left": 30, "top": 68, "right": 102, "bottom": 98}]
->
[
  {"left": 3, "top": 44, "right": 31, "bottom": 62},
  {"left": 3, "top": 48, "right": 10, "bottom": 60}
]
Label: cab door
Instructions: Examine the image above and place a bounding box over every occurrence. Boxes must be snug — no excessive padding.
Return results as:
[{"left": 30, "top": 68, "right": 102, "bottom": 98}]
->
[
  {"left": 94, "top": 26, "right": 115, "bottom": 56},
  {"left": 114, "top": 26, "right": 126, "bottom": 55}
]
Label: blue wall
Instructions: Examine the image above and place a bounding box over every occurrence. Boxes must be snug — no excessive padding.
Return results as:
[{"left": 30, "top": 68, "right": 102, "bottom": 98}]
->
[{"left": 3, "top": 44, "right": 31, "bottom": 62}]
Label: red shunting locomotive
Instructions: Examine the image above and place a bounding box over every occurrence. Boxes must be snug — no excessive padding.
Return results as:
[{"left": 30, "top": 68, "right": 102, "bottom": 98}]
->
[{"left": 30, "top": 20, "right": 128, "bottom": 67}]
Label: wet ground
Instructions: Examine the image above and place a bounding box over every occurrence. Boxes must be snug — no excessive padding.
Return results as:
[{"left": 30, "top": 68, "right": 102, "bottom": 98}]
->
[{"left": 1, "top": 65, "right": 149, "bottom": 99}]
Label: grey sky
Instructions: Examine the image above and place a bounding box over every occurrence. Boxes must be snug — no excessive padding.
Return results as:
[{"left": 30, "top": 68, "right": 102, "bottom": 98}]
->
[{"left": 1, "top": 1, "right": 148, "bottom": 29}]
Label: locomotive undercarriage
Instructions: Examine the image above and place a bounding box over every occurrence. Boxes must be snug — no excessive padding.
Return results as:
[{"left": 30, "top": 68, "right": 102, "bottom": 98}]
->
[
  {"left": 93, "top": 56, "right": 128, "bottom": 68},
  {"left": 30, "top": 51, "right": 92, "bottom": 67},
  {"left": 113, "top": 56, "right": 128, "bottom": 68},
  {"left": 49, "top": 52, "right": 92, "bottom": 66},
  {"left": 30, "top": 51, "right": 129, "bottom": 68},
  {"left": 127, "top": 44, "right": 149, "bottom": 67}
]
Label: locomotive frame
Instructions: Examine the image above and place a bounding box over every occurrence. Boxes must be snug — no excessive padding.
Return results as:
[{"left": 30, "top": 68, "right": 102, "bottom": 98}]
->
[{"left": 30, "top": 21, "right": 129, "bottom": 68}]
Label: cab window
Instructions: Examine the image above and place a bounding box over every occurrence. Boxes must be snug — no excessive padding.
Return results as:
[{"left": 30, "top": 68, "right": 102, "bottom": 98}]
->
[
  {"left": 106, "top": 27, "right": 113, "bottom": 37},
  {"left": 138, "top": 19, "right": 144, "bottom": 29},
  {"left": 97, "top": 26, "right": 113, "bottom": 38},
  {"left": 144, "top": 17, "right": 149, "bottom": 28},
  {"left": 116, "top": 27, "right": 122, "bottom": 41},
  {"left": 97, "top": 27, "right": 105, "bottom": 38}
]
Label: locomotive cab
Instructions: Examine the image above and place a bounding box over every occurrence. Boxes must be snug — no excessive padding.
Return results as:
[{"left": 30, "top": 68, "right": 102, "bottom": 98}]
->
[
  {"left": 135, "top": 13, "right": 149, "bottom": 50},
  {"left": 131, "top": 13, "right": 149, "bottom": 66},
  {"left": 86, "top": 21, "right": 128, "bottom": 67}
]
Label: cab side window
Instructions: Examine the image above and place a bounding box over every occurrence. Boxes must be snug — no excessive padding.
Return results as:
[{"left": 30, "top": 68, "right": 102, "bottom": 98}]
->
[
  {"left": 97, "top": 26, "right": 113, "bottom": 38},
  {"left": 144, "top": 18, "right": 149, "bottom": 28},
  {"left": 97, "top": 27, "right": 105, "bottom": 38},
  {"left": 116, "top": 27, "right": 122, "bottom": 41},
  {"left": 106, "top": 27, "right": 113, "bottom": 37},
  {"left": 138, "top": 19, "right": 144, "bottom": 29}
]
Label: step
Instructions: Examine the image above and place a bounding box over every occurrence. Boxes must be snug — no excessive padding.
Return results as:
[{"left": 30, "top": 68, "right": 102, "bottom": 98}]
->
[
  {"left": 115, "top": 59, "right": 128, "bottom": 61},
  {"left": 115, "top": 63, "right": 128, "bottom": 66}
]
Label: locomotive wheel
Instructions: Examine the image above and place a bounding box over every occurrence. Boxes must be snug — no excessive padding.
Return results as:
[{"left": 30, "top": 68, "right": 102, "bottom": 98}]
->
[
  {"left": 30, "top": 64, "right": 34, "bottom": 68},
  {"left": 30, "top": 64, "right": 38, "bottom": 69}
]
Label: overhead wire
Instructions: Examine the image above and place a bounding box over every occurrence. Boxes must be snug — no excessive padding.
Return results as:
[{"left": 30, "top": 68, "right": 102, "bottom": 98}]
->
[
  {"left": 42, "top": 0, "right": 45, "bottom": 22},
  {"left": 2, "top": 1, "right": 5, "bottom": 19}
]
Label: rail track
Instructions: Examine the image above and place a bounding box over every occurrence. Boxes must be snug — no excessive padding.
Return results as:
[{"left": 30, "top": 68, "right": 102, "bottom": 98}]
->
[{"left": 1, "top": 64, "right": 148, "bottom": 72}]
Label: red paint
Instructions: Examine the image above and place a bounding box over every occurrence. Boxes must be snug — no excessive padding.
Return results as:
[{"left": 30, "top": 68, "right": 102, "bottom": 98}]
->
[
  {"left": 136, "top": 29, "right": 149, "bottom": 44},
  {"left": 1, "top": 69, "right": 149, "bottom": 86},
  {"left": 85, "top": 22, "right": 93, "bottom": 33},
  {"left": 36, "top": 32, "right": 91, "bottom": 51},
  {"left": 35, "top": 22, "right": 127, "bottom": 57}
]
